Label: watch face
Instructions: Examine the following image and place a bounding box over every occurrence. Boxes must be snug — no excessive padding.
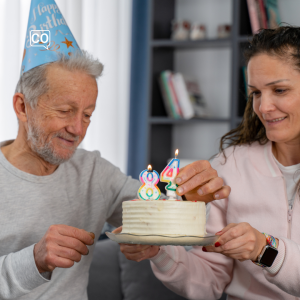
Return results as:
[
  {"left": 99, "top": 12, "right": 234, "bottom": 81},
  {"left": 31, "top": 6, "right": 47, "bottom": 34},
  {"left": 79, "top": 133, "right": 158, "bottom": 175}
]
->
[{"left": 260, "top": 246, "right": 278, "bottom": 267}]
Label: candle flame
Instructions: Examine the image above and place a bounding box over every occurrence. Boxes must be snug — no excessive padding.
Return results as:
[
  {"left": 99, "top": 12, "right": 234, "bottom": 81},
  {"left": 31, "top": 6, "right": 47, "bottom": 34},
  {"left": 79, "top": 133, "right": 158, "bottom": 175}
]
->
[
  {"left": 175, "top": 149, "right": 179, "bottom": 158},
  {"left": 148, "top": 164, "right": 152, "bottom": 171}
]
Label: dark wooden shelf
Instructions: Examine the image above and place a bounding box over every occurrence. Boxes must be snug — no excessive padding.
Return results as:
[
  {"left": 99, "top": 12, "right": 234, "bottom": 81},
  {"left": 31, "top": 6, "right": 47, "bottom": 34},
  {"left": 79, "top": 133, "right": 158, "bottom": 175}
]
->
[
  {"left": 151, "top": 38, "right": 231, "bottom": 48},
  {"left": 238, "top": 35, "right": 251, "bottom": 42},
  {"left": 128, "top": 0, "right": 248, "bottom": 179},
  {"left": 149, "top": 117, "right": 231, "bottom": 124},
  {"left": 236, "top": 117, "right": 243, "bottom": 123}
]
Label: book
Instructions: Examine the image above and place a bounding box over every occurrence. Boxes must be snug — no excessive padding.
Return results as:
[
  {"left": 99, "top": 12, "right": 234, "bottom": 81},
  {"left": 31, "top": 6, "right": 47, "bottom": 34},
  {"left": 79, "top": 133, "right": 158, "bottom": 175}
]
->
[
  {"left": 158, "top": 71, "right": 180, "bottom": 119},
  {"left": 168, "top": 74, "right": 183, "bottom": 118},
  {"left": 247, "top": 0, "right": 260, "bottom": 34},
  {"left": 258, "top": 0, "right": 268, "bottom": 28},
  {"left": 265, "top": 0, "right": 281, "bottom": 29},
  {"left": 184, "top": 76, "right": 207, "bottom": 117},
  {"left": 171, "top": 73, "right": 194, "bottom": 119}
]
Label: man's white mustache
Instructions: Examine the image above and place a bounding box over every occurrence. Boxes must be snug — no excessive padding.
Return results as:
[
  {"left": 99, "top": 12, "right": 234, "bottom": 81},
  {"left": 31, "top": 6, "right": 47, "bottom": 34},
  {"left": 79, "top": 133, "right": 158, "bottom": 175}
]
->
[{"left": 53, "top": 132, "right": 79, "bottom": 142}]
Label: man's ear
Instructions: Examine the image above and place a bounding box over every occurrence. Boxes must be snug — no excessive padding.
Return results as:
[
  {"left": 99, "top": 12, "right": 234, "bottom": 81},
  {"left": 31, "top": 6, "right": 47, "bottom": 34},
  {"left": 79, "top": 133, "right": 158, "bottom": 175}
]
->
[{"left": 13, "top": 93, "right": 28, "bottom": 123}]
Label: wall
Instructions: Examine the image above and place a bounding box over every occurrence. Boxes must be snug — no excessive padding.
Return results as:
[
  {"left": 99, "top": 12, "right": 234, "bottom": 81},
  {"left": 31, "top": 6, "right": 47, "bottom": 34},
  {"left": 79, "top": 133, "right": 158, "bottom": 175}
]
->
[{"left": 0, "top": 0, "right": 132, "bottom": 173}]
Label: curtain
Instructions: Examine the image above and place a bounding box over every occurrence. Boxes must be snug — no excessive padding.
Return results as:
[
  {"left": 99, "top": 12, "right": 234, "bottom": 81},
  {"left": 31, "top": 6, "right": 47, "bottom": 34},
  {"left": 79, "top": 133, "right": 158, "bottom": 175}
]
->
[{"left": 0, "top": 0, "right": 132, "bottom": 173}]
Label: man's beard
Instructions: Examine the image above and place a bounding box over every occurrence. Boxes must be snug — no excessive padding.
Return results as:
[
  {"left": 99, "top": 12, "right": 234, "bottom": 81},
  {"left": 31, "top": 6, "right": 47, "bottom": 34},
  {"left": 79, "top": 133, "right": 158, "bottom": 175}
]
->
[{"left": 27, "top": 117, "right": 79, "bottom": 165}]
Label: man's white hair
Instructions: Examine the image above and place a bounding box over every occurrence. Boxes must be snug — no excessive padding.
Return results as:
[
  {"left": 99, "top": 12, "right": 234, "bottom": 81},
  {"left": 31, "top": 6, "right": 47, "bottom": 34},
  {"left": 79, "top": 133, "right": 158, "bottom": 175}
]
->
[{"left": 15, "top": 50, "right": 104, "bottom": 108}]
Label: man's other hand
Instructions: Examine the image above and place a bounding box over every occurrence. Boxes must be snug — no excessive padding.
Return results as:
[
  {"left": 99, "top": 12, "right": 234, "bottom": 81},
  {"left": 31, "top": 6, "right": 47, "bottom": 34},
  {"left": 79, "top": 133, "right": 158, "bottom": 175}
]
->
[
  {"left": 113, "top": 227, "right": 159, "bottom": 262},
  {"left": 175, "top": 160, "right": 231, "bottom": 203},
  {"left": 34, "top": 224, "right": 95, "bottom": 273},
  {"left": 120, "top": 243, "right": 160, "bottom": 262}
]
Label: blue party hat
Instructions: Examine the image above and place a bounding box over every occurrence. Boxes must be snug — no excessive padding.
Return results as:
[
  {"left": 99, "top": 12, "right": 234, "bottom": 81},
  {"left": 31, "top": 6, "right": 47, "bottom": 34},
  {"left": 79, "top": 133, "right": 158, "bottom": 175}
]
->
[{"left": 21, "top": 0, "right": 81, "bottom": 76}]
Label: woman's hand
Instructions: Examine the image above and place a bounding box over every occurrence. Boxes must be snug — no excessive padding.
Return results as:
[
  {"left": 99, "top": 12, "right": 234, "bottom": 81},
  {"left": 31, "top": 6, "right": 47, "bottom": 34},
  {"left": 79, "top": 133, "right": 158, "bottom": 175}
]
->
[
  {"left": 175, "top": 160, "right": 231, "bottom": 203},
  {"left": 113, "top": 227, "right": 160, "bottom": 262},
  {"left": 203, "top": 223, "right": 269, "bottom": 262}
]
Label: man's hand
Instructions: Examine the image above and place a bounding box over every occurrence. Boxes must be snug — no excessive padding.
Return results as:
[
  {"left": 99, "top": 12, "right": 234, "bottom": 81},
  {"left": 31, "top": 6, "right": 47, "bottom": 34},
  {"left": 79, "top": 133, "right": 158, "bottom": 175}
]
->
[
  {"left": 120, "top": 244, "right": 160, "bottom": 262},
  {"left": 34, "top": 224, "right": 95, "bottom": 273},
  {"left": 175, "top": 160, "right": 230, "bottom": 203},
  {"left": 113, "top": 227, "right": 159, "bottom": 262}
]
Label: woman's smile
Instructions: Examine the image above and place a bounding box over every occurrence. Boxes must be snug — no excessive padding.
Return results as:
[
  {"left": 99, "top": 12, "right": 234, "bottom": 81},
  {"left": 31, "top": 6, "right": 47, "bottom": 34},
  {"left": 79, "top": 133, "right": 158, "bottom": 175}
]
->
[{"left": 264, "top": 116, "right": 287, "bottom": 126}]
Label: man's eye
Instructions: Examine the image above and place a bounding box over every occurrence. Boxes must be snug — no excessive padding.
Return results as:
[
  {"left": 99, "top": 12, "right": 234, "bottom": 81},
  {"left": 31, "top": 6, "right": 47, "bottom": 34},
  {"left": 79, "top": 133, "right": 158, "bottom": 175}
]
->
[{"left": 59, "top": 110, "right": 69, "bottom": 113}]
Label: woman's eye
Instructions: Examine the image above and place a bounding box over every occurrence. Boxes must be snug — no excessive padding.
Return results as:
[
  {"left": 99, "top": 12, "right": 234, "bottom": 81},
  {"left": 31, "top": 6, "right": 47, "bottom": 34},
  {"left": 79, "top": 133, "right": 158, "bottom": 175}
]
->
[
  {"left": 251, "top": 91, "right": 261, "bottom": 97},
  {"left": 275, "top": 89, "right": 286, "bottom": 94}
]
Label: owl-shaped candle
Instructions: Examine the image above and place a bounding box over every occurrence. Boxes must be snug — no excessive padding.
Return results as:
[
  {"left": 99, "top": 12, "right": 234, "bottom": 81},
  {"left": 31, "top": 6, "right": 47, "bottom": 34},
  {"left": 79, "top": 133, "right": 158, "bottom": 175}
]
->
[
  {"left": 138, "top": 165, "right": 161, "bottom": 200},
  {"left": 160, "top": 149, "right": 180, "bottom": 200}
]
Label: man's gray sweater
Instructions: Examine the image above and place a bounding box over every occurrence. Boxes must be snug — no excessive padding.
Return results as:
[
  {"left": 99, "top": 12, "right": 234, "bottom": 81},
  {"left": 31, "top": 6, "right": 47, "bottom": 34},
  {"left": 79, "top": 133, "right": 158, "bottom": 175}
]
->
[{"left": 0, "top": 140, "right": 140, "bottom": 299}]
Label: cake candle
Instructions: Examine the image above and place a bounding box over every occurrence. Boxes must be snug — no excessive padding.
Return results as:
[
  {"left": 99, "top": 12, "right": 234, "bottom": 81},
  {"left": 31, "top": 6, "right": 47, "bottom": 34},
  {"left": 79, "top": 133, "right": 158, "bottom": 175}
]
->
[
  {"left": 137, "top": 165, "right": 161, "bottom": 200},
  {"left": 160, "top": 149, "right": 180, "bottom": 200}
]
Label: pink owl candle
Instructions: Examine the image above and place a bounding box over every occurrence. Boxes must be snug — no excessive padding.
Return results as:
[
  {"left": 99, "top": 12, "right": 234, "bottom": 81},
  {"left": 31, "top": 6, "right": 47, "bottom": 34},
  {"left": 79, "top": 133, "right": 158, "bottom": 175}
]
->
[
  {"left": 160, "top": 149, "right": 180, "bottom": 200},
  {"left": 137, "top": 165, "right": 161, "bottom": 200}
]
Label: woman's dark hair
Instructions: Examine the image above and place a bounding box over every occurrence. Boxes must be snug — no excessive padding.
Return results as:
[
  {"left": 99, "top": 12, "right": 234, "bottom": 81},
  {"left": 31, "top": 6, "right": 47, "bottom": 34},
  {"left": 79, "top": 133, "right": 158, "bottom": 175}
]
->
[{"left": 220, "top": 26, "right": 300, "bottom": 157}]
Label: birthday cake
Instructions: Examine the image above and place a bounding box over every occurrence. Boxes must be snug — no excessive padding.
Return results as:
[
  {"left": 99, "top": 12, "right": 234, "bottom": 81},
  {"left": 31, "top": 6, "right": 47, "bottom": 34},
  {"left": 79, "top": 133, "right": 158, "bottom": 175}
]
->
[
  {"left": 121, "top": 151, "right": 206, "bottom": 237},
  {"left": 121, "top": 199, "right": 206, "bottom": 236}
]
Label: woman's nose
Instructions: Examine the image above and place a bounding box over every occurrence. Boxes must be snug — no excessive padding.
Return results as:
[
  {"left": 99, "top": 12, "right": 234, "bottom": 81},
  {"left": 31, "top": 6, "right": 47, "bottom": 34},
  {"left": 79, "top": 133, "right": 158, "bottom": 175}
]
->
[{"left": 259, "top": 94, "right": 275, "bottom": 114}]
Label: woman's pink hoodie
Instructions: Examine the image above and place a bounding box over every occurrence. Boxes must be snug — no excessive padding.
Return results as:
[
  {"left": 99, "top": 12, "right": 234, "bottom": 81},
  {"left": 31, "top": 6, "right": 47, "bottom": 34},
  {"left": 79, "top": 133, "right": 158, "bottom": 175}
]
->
[{"left": 150, "top": 141, "right": 300, "bottom": 300}]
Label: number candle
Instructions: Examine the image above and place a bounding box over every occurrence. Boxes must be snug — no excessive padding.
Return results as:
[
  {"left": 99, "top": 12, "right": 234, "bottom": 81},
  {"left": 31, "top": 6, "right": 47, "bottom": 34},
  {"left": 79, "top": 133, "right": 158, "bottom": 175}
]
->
[
  {"left": 137, "top": 165, "right": 161, "bottom": 200},
  {"left": 160, "top": 149, "right": 180, "bottom": 200}
]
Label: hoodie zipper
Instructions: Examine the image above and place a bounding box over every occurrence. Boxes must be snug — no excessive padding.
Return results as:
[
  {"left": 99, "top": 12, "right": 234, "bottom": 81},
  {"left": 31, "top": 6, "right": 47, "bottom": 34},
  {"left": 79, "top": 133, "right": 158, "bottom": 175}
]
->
[
  {"left": 287, "top": 207, "right": 292, "bottom": 238},
  {"left": 282, "top": 176, "right": 292, "bottom": 238}
]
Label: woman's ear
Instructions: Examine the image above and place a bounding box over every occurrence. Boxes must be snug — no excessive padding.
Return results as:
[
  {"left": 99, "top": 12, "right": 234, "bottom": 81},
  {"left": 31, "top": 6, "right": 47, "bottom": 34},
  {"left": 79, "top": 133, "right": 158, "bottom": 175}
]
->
[{"left": 13, "top": 93, "right": 28, "bottom": 123}]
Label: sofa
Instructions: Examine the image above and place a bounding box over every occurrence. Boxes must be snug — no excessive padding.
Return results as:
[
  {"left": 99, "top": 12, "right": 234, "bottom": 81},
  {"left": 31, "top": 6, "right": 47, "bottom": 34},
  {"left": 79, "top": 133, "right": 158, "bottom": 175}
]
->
[{"left": 87, "top": 238, "right": 227, "bottom": 300}]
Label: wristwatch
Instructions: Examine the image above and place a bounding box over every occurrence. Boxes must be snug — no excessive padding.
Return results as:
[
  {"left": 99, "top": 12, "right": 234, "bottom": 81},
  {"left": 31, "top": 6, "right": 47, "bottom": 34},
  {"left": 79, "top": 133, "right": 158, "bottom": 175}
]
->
[{"left": 255, "top": 233, "right": 278, "bottom": 268}]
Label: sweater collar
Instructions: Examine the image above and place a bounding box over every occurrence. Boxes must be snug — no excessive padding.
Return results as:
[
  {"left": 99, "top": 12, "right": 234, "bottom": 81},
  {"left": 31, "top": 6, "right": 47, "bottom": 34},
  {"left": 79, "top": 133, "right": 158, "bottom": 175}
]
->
[{"left": 248, "top": 141, "right": 282, "bottom": 177}]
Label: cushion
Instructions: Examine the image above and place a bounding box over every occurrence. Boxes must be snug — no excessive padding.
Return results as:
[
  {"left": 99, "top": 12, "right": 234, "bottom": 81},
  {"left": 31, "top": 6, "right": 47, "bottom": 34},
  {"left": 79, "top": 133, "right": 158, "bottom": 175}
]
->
[
  {"left": 87, "top": 239, "right": 123, "bottom": 300},
  {"left": 119, "top": 250, "right": 187, "bottom": 300}
]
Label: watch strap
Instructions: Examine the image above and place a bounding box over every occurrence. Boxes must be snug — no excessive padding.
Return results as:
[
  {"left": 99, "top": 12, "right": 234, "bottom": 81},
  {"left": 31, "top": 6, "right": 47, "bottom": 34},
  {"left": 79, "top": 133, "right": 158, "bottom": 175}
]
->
[{"left": 263, "top": 233, "right": 277, "bottom": 248}]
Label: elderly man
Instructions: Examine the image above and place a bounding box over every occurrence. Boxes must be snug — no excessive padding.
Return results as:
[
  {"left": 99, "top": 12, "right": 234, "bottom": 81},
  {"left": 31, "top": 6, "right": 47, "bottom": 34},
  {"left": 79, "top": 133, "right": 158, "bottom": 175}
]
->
[{"left": 0, "top": 1, "right": 230, "bottom": 299}]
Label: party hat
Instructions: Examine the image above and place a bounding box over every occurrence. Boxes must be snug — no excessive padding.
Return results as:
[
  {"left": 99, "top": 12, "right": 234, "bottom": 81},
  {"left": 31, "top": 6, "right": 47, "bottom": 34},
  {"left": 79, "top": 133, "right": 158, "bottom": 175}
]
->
[{"left": 21, "top": 0, "right": 81, "bottom": 76}]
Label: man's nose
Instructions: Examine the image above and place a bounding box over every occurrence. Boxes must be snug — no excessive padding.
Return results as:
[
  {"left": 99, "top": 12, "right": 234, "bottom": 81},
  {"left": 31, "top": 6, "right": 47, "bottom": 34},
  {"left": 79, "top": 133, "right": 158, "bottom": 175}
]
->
[{"left": 66, "top": 114, "right": 84, "bottom": 136}]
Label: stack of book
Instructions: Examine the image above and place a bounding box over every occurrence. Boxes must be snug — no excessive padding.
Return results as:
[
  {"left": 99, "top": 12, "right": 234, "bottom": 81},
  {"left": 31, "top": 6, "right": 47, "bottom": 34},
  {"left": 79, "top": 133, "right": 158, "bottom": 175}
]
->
[
  {"left": 158, "top": 71, "right": 207, "bottom": 120},
  {"left": 247, "top": 0, "right": 281, "bottom": 34}
]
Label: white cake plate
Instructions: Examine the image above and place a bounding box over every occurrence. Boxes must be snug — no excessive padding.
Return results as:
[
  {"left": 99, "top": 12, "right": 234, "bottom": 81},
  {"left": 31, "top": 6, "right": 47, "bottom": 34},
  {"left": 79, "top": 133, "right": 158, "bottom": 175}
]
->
[{"left": 105, "top": 232, "right": 219, "bottom": 246}]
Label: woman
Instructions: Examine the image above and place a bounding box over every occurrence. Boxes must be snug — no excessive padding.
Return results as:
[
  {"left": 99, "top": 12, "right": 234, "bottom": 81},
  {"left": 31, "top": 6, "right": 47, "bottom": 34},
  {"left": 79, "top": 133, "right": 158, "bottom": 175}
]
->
[{"left": 120, "top": 26, "right": 300, "bottom": 299}]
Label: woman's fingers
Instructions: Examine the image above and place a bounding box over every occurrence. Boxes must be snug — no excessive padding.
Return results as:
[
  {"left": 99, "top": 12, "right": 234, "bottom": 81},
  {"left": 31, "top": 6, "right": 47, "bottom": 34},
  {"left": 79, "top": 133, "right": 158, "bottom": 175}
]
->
[
  {"left": 174, "top": 160, "right": 231, "bottom": 203},
  {"left": 176, "top": 167, "right": 219, "bottom": 196},
  {"left": 212, "top": 185, "right": 231, "bottom": 200},
  {"left": 176, "top": 160, "right": 212, "bottom": 185},
  {"left": 215, "top": 223, "right": 249, "bottom": 246},
  {"left": 204, "top": 223, "right": 266, "bottom": 262},
  {"left": 206, "top": 235, "right": 248, "bottom": 253},
  {"left": 215, "top": 223, "right": 237, "bottom": 236}
]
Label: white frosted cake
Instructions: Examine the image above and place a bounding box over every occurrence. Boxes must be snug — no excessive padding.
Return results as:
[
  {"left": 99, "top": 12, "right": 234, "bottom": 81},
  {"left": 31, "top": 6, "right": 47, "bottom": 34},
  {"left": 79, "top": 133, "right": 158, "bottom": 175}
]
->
[{"left": 122, "top": 200, "right": 206, "bottom": 236}]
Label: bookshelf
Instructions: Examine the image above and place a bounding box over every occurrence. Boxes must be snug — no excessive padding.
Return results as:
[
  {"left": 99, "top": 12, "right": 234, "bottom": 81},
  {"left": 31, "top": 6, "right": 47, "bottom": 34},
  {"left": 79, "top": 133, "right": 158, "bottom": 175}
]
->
[{"left": 127, "top": 0, "right": 252, "bottom": 190}]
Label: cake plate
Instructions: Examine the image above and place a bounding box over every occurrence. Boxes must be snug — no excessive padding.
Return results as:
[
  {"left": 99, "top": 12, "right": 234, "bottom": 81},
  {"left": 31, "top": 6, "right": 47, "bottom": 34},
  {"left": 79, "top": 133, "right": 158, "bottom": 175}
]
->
[{"left": 106, "top": 232, "right": 219, "bottom": 246}]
